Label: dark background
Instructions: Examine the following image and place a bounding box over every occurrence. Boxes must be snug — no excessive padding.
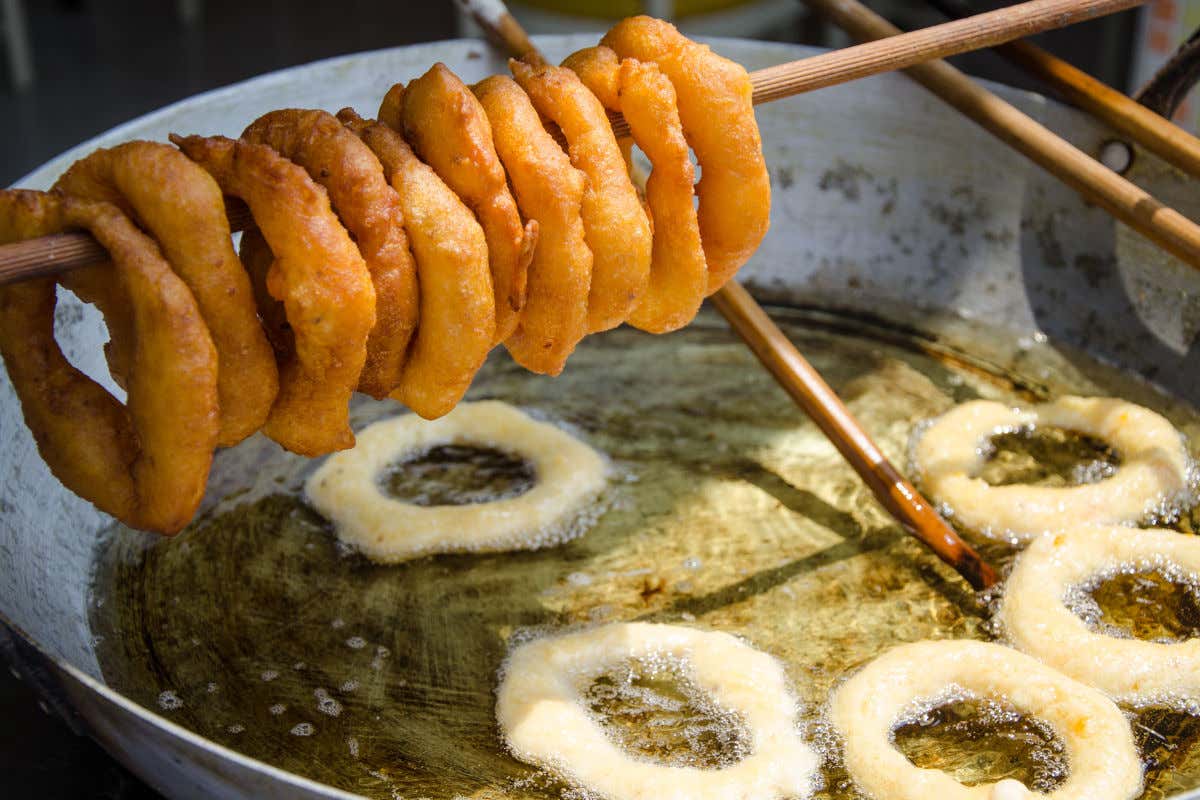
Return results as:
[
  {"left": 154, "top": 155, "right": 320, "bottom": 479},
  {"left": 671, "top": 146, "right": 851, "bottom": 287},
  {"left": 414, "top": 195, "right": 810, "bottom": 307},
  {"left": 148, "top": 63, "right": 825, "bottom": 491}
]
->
[{"left": 0, "top": 0, "right": 1144, "bottom": 796}]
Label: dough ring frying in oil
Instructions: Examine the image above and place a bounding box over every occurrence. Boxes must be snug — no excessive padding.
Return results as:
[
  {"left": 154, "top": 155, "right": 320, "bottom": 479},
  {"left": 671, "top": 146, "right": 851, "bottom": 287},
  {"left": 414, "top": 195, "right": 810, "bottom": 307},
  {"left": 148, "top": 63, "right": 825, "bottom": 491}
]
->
[
  {"left": 1001, "top": 525, "right": 1200, "bottom": 705},
  {"left": 496, "top": 622, "right": 820, "bottom": 800},
  {"left": 911, "top": 396, "right": 1191, "bottom": 541},
  {"left": 304, "top": 401, "right": 607, "bottom": 563},
  {"left": 830, "top": 639, "right": 1143, "bottom": 800}
]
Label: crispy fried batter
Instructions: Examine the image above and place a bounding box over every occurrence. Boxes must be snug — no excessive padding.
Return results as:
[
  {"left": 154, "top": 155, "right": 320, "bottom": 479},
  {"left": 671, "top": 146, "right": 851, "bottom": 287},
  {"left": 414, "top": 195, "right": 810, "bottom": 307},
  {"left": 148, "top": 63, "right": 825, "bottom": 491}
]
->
[
  {"left": 603, "top": 16, "right": 769, "bottom": 292},
  {"left": 339, "top": 109, "right": 495, "bottom": 419},
  {"left": 171, "top": 134, "right": 375, "bottom": 456},
  {"left": 53, "top": 140, "right": 278, "bottom": 445},
  {"left": 511, "top": 59, "right": 650, "bottom": 333},
  {"left": 473, "top": 75, "right": 590, "bottom": 375},
  {"left": 377, "top": 82, "right": 406, "bottom": 132},
  {"left": 0, "top": 20, "right": 775, "bottom": 535},
  {"left": 0, "top": 190, "right": 218, "bottom": 533},
  {"left": 396, "top": 65, "right": 536, "bottom": 342},
  {"left": 236, "top": 227, "right": 290, "bottom": 354},
  {"left": 565, "top": 46, "right": 706, "bottom": 333},
  {"left": 242, "top": 109, "right": 417, "bottom": 398}
]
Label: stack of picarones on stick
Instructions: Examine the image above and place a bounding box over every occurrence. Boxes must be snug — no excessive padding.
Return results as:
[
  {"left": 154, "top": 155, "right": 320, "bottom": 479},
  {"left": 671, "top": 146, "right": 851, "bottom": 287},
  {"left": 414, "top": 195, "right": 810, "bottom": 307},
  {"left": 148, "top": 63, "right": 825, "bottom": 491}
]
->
[{"left": 0, "top": 16, "right": 769, "bottom": 534}]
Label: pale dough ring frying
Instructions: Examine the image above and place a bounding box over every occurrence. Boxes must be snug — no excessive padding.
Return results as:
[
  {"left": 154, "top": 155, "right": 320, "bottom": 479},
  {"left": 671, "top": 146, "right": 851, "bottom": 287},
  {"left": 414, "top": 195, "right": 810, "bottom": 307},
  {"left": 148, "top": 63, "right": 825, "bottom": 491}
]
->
[
  {"left": 1001, "top": 525, "right": 1200, "bottom": 705},
  {"left": 912, "top": 396, "right": 1191, "bottom": 541},
  {"left": 496, "top": 621, "right": 820, "bottom": 800},
  {"left": 304, "top": 400, "right": 607, "bottom": 563},
  {"left": 830, "top": 639, "right": 1143, "bottom": 800}
]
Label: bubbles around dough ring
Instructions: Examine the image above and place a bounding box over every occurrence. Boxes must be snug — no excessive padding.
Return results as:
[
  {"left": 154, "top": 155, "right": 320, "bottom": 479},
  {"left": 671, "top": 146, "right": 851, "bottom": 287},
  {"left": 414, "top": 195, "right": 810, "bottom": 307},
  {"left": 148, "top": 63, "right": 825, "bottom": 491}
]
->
[
  {"left": 305, "top": 401, "right": 607, "bottom": 563},
  {"left": 912, "top": 396, "right": 1191, "bottom": 541},
  {"left": 496, "top": 622, "right": 820, "bottom": 800},
  {"left": 1001, "top": 525, "right": 1200, "bottom": 705},
  {"left": 830, "top": 639, "right": 1143, "bottom": 800}
]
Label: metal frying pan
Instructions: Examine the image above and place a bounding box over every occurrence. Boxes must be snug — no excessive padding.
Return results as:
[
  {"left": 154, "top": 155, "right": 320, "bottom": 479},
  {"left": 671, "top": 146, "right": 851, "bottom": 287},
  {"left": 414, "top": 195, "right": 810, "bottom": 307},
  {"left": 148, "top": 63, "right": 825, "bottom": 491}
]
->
[{"left": 4, "top": 34, "right": 1200, "bottom": 800}]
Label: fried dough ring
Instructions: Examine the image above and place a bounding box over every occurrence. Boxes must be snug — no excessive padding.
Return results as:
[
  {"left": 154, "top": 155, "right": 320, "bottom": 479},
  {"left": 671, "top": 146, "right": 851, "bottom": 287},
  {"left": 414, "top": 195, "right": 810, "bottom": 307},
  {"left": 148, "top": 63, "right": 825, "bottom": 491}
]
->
[
  {"left": 305, "top": 401, "right": 608, "bottom": 563},
  {"left": 55, "top": 262, "right": 135, "bottom": 388},
  {"left": 511, "top": 60, "right": 650, "bottom": 333},
  {"left": 338, "top": 109, "right": 495, "bottom": 419},
  {"left": 236, "top": 227, "right": 290, "bottom": 354},
  {"left": 171, "top": 134, "right": 375, "bottom": 456},
  {"left": 241, "top": 109, "right": 418, "bottom": 398},
  {"left": 52, "top": 140, "right": 278, "bottom": 446},
  {"left": 395, "top": 64, "right": 536, "bottom": 342},
  {"left": 1001, "top": 526, "right": 1200, "bottom": 705},
  {"left": 0, "top": 191, "right": 218, "bottom": 533},
  {"left": 377, "top": 82, "right": 406, "bottom": 132},
  {"left": 497, "top": 622, "right": 820, "bottom": 800},
  {"left": 473, "top": 75, "right": 591, "bottom": 375},
  {"left": 603, "top": 17, "right": 769, "bottom": 292},
  {"left": 912, "top": 397, "right": 1191, "bottom": 541},
  {"left": 830, "top": 640, "right": 1143, "bottom": 800},
  {"left": 564, "top": 46, "right": 706, "bottom": 333}
]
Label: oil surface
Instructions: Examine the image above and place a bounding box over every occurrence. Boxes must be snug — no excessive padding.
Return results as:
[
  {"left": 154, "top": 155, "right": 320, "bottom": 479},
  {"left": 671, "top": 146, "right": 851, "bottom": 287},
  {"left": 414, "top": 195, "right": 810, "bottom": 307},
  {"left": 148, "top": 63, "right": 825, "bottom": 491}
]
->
[
  {"left": 979, "top": 427, "right": 1118, "bottom": 488},
  {"left": 893, "top": 696, "right": 1067, "bottom": 790},
  {"left": 583, "top": 658, "right": 751, "bottom": 770},
  {"left": 89, "top": 306, "right": 1200, "bottom": 799},
  {"left": 381, "top": 444, "right": 537, "bottom": 506}
]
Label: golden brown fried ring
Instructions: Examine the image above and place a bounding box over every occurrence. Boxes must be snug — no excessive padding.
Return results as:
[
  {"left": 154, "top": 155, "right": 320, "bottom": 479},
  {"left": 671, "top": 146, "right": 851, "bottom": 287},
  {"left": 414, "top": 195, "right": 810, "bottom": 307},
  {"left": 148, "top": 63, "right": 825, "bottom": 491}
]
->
[
  {"left": 242, "top": 109, "right": 418, "bottom": 398},
  {"left": 602, "top": 16, "right": 769, "bottom": 292},
  {"left": 236, "top": 227, "right": 290, "bottom": 355},
  {"left": 472, "top": 75, "right": 591, "bottom": 375},
  {"left": 171, "top": 134, "right": 375, "bottom": 456},
  {"left": 338, "top": 109, "right": 495, "bottom": 419},
  {"left": 511, "top": 60, "right": 651, "bottom": 333},
  {"left": 396, "top": 65, "right": 536, "bottom": 342},
  {"left": 565, "top": 46, "right": 706, "bottom": 333},
  {"left": 52, "top": 140, "right": 278, "bottom": 446},
  {"left": 0, "top": 190, "right": 218, "bottom": 534},
  {"left": 377, "top": 82, "right": 406, "bottom": 132},
  {"left": 57, "top": 262, "right": 135, "bottom": 388}
]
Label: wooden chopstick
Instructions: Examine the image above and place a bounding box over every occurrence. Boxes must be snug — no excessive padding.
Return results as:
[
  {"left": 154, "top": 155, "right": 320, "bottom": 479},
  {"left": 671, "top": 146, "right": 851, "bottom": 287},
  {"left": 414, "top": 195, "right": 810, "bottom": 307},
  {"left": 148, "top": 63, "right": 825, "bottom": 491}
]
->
[
  {"left": 805, "top": 0, "right": 1200, "bottom": 274},
  {"left": 472, "top": 0, "right": 999, "bottom": 590},
  {"left": 927, "top": 0, "right": 1200, "bottom": 178},
  {"left": 711, "top": 284, "right": 998, "bottom": 589},
  {"left": 0, "top": 0, "right": 1147, "bottom": 285}
]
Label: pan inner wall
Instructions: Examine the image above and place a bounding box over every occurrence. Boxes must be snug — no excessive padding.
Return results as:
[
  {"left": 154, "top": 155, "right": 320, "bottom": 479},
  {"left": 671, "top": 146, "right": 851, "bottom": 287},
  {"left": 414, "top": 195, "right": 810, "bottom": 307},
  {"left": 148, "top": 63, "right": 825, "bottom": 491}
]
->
[{"left": 89, "top": 306, "right": 1200, "bottom": 799}]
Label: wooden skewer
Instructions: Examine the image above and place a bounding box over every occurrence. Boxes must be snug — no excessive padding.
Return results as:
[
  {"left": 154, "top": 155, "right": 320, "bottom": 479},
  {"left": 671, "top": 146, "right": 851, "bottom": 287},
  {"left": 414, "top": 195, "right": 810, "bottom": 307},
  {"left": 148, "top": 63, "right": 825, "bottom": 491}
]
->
[
  {"left": 805, "top": 0, "right": 1200, "bottom": 274},
  {"left": 476, "top": 1, "right": 998, "bottom": 590},
  {"left": 927, "top": 0, "right": 1200, "bottom": 178},
  {"left": 711, "top": 284, "right": 998, "bottom": 589},
  {"left": 0, "top": 0, "right": 1147, "bottom": 286}
]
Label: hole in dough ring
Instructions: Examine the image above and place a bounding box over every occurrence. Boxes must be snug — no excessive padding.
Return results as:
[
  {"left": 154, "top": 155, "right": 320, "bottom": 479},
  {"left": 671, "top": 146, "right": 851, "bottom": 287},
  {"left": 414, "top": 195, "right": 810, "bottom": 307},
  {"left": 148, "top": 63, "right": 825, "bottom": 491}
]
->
[
  {"left": 911, "top": 397, "right": 1191, "bottom": 541},
  {"left": 830, "top": 639, "right": 1143, "bottom": 800},
  {"left": 496, "top": 622, "right": 820, "bottom": 800},
  {"left": 305, "top": 401, "right": 607, "bottom": 563},
  {"left": 1001, "top": 525, "right": 1200, "bottom": 705}
]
